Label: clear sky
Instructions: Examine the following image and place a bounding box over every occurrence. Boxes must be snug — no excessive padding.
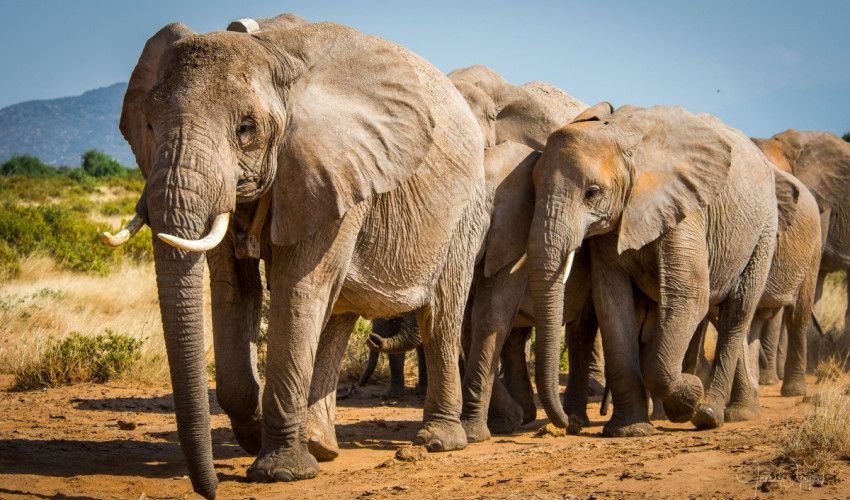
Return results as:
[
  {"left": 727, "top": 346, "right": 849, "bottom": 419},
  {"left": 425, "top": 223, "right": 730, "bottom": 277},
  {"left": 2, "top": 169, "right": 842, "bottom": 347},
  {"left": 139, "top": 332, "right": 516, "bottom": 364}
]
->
[{"left": 0, "top": 1, "right": 848, "bottom": 138}]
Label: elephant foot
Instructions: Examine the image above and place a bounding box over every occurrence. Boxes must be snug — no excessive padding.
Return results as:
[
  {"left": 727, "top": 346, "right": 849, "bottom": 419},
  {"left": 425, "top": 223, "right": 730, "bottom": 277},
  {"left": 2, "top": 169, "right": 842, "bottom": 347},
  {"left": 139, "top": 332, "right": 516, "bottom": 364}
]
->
[
  {"left": 759, "top": 372, "right": 779, "bottom": 386},
  {"left": 649, "top": 397, "right": 668, "bottom": 421},
  {"left": 247, "top": 443, "right": 320, "bottom": 483},
  {"left": 662, "top": 374, "right": 704, "bottom": 423},
  {"left": 780, "top": 378, "right": 807, "bottom": 397},
  {"left": 724, "top": 404, "right": 760, "bottom": 423},
  {"left": 231, "top": 415, "right": 262, "bottom": 455},
  {"left": 383, "top": 383, "right": 406, "bottom": 399},
  {"left": 413, "top": 420, "right": 468, "bottom": 452},
  {"left": 487, "top": 393, "right": 524, "bottom": 436},
  {"left": 415, "top": 382, "right": 427, "bottom": 396},
  {"left": 461, "top": 417, "right": 491, "bottom": 443},
  {"left": 602, "top": 418, "right": 655, "bottom": 437},
  {"left": 691, "top": 399, "right": 725, "bottom": 430},
  {"left": 567, "top": 413, "right": 586, "bottom": 435},
  {"left": 306, "top": 425, "right": 339, "bottom": 462}
]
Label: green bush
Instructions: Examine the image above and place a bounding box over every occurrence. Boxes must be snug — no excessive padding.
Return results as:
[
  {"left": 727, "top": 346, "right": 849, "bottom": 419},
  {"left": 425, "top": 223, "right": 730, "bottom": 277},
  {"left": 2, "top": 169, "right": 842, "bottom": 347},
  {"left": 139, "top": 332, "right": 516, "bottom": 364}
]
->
[
  {"left": 1, "top": 154, "right": 57, "bottom": 177},
  {"left": 12, "top": 330, "right": 143, "bottom": 390},
  {"left": 81, "top": 149, "right": 127, "bottom": 178},
  {"left": 843, "top": 132, "right": 850, "bottom": 143}
]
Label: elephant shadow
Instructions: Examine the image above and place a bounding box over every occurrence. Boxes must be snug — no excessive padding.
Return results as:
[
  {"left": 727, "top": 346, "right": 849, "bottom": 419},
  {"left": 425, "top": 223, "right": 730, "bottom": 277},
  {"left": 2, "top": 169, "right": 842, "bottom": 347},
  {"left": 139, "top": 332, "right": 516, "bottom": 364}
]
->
[
  {"left": 0, "top": 428, "right": 243, "bottom": 480},
  {"left": 335, "top": 419, "right": 420, "bottom": 451},
  {"left": 71, "top": 389, "right": 224, "bottom": 415}
]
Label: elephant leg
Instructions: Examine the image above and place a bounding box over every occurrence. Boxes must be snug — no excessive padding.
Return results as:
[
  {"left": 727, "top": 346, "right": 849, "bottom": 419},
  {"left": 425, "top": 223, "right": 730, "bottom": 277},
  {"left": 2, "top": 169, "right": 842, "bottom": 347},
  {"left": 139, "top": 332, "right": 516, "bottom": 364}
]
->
[
  {"left": 726, "top": 318, "right": 762, "bottom": 422},
  {"left": 781, "top": 266, "right": 817, "bottom": 397},
  {"left": 459, "top": 270, "right": 523, "bottom": 443},
  {"left": 562, "top": 293, "right": 599, "bottom": 433},
  {"left": 642, "top": 226, "right": 710, "bottom": 426},
  {"left": 590, "top": 252, "right": 653, "bottom": 437},
  {"left": 757, "top": 310, "right": 782, "bottom": 385},
  {"left": 776, "top": 323, "right": 787, "bottom": 380},
  {"left": 587, "top": 332, "right": 606, "bottom": 398},
  {"left": 682, "top": 318, "right": 707, "bottom": 376},
  {"left": 385, "top": 352, "right": 407, "bottom": 398},
  {"left": 306, "top": 313, "right": 358, "bottom": 462},
  {"left": 248, "top": 218, "right": 358, "bottom": 483},
  {"left": 501, "top": 326, "right": 536, "bottom": 425},
  {"left": 207, "top": 236, "right": 263, "bottom": 455},
  {"left": 415, "top": 345, "right": 427, "bottom": 395},
  {"left": 692, "top": 229, "right": 773, "bottom": 430},
  {"left": 358, "top": 349, "right": 380, "bottom": 386}
]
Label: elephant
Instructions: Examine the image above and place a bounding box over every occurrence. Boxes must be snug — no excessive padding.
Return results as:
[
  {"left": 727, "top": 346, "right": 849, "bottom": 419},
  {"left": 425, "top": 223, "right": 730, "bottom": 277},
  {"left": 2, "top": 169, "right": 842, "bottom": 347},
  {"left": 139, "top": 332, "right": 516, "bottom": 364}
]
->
[
  {"left": 103, "top": 18, "right": 490, "bottom": 497},
  {"left": 530, "top": 102, "right": 779, "bottom": 437},
  {"left": 753, "top": 129, "right": 850, "bottom": 370},
  {"left": 358, "top": 315, "right": 427, "bottom": 397},
  {"left": 361, "top": 65, "right": 601, "bottom": 438}
]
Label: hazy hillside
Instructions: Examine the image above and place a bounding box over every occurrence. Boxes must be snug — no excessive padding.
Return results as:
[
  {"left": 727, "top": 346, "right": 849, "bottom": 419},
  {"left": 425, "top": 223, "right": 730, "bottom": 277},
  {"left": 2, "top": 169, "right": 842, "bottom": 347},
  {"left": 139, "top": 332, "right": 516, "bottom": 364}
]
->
[{"left": 0, "top": 83, "right": 133, "bottom": 166}]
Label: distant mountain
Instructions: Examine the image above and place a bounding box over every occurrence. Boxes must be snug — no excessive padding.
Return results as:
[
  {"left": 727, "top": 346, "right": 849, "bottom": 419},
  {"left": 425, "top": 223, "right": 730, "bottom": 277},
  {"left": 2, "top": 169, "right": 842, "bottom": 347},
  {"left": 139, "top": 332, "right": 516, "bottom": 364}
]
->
[{"left": 0, "top": 83, "right": 134, "bottom": 166}]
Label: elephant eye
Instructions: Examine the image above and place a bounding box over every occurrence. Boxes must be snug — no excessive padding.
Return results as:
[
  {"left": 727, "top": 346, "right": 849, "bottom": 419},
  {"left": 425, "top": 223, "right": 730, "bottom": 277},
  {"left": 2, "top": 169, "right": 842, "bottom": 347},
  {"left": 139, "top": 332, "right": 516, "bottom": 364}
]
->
[
  {"left": 236, "top": 118, "right": 257, "bottom": 143},
  {"left": 584, "top": 185, "right": 601, "bottom": 202}
]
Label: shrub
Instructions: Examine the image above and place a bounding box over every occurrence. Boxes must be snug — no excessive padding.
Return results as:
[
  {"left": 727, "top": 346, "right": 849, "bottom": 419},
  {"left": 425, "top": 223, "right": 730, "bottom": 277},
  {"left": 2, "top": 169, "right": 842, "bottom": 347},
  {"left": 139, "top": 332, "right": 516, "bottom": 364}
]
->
[
  {"left": 842, "top": 132, "right": 850, "bottom": 143},
  {"left": 775, "top": 370, "right": 850, "bottom": 484},
  {"left": 1, "top": 154, "right": 56, "bottom": 177},
  {"left": 12, "top": 330, "right": 143, "bottom": 390},
  {"left": 81, "top": 149, "right": 127, "bottom": 178}
]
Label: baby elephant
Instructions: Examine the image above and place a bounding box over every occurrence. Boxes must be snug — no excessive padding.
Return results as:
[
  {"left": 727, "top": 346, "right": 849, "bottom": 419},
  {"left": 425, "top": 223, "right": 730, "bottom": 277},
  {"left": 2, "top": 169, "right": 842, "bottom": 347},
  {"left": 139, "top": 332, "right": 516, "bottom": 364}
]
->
[{"left": 358, "top": 315, "right": 427, "bottom": 397}]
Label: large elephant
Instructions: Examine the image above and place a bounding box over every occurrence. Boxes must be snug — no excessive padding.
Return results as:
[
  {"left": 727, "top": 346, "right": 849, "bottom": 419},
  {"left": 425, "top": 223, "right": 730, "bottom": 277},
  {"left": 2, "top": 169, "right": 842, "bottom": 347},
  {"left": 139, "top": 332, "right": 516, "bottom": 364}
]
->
[
  {"left": 104, "top": 19, "right": 488, "bottom": 497},
  {"left": 753, "top": 130, "right": 850, "bottom": 366},
  {"left": 530, "top": 103, "right": 778, "bottom": 436}
]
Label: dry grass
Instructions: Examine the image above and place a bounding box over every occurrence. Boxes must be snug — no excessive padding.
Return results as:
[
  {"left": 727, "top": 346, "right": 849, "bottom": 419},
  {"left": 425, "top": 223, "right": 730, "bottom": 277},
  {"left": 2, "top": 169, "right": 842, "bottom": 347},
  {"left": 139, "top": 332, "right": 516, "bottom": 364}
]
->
[{"left": 774, "top": 366, "right": 850, "bottom": 484}]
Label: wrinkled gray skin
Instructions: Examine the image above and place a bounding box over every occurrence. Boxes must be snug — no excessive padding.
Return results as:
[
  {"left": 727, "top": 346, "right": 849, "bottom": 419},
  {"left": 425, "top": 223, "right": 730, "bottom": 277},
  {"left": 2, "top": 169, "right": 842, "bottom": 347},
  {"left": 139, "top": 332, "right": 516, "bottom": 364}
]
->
[
  {"left": 754, "top": 130, "right": 850, "bottom": 372},
  {"left": 664, "top": 168, "right": 822, "bottom": 422},
  {"left": 117, "top": 19, "right": 487, "bottom": 497},
  {"left": 530, "top": 103, "right": 778, "bottom": 436},
  {"left": 358, "top": 315, "right": 427, "bottom": 397}
]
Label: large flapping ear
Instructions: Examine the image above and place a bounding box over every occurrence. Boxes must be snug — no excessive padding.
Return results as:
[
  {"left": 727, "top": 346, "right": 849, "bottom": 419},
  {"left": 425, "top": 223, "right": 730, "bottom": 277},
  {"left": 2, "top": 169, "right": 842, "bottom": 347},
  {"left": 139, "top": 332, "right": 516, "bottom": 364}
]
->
[
  {"left": 774, "top": 167, "right": 801, "bottom": 233},
  {"left": 494, "top": 84, "right": 562, "bottom": 151},
  {"left": 266, "top": 24, "right": 436, "bottom": 247},
  {"left": 227, "top": 13, "right": 308, "bottom": 33},
  {"left": 786, "top": 131, "right": 850, "bottom": 212},
  {"left": 571, "top": 101, "right": 614, "bottom": 123},
  {"left": 120, "top": 23, "right": 194, "bottom": 178},
  {"left": 482, "top": 141, "right": 540, "bottom": 277},
  {"left": 617, "top": 106, "right": 733, "bottom": 253}
]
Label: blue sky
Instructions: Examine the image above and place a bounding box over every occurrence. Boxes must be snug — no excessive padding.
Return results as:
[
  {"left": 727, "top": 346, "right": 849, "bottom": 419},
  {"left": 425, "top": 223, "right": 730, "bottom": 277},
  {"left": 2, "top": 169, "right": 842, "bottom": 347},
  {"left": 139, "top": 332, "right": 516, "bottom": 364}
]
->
[{"left": 0, "top": 1, "right": 848, "bottom": 138}]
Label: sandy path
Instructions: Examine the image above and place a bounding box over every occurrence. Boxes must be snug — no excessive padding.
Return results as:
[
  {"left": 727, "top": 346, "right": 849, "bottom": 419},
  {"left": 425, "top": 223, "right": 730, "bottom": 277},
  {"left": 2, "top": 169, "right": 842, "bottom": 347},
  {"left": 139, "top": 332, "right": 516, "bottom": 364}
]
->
[{"left": 0, "top": 375, "right": 846, "bottom": 499}]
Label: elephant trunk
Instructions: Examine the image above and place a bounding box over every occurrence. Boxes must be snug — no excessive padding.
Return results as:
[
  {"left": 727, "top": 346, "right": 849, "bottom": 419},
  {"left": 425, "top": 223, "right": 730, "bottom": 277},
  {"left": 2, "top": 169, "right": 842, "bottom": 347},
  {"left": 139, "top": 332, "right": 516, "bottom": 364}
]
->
[
  {"left": 528, "top": 201, "right": 576, "bottom": 428},
  {"left": 368, "top": 317, "right": 421, "bottom": 354}
]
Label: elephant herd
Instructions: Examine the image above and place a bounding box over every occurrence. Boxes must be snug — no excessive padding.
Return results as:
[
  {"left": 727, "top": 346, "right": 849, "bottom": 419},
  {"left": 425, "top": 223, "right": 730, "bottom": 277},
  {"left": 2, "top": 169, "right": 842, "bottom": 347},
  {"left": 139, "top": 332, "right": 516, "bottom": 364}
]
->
[{"left": 99, "top": 13, "right": 850, "bottom": 498}]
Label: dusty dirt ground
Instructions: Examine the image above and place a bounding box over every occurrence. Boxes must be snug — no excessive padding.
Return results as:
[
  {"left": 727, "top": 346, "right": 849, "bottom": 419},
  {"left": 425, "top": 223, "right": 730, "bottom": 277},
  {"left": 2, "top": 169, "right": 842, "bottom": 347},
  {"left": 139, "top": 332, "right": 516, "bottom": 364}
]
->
[{"left": 0, "top": 374, "right": 847, "bottom": 500}]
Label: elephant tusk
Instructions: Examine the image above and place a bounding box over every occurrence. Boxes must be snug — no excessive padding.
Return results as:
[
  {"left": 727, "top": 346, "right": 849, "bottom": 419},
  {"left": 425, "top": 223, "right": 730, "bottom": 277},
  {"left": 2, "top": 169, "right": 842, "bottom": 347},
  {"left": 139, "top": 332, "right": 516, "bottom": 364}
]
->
[
  {"left": 509, "top": 253, "right": 527, "bottom": 274},
  {"left": 227, "top": 18, "right": 261, "bottom": 33},
  {"left": 100, "top": 214, "right": 145, "bottom": 247},
  {"left": 560, "top": 250, "right": 575, "bottom": 285},
  {"left": 158, "top": 213, "right": 231, "bottom": 252}
]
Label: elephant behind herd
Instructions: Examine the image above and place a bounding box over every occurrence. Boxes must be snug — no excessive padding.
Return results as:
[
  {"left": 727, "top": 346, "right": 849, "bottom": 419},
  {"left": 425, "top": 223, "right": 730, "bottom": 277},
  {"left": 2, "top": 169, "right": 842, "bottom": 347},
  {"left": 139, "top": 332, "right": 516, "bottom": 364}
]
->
[{"left": 98, "top": 12, "right": 850, "bottom": 498}]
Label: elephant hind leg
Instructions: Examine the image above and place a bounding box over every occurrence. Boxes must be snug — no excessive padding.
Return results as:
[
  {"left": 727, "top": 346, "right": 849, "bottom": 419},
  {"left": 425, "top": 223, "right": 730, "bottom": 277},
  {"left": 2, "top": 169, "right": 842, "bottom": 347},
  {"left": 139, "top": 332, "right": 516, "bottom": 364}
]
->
[
  {"left": 726, "top": 317, "right": 763, "bottom": 422},
  {"left": 501, "top": 326, "right": 536, "bottom": 425},
  {"left": 781, "top": 269, "right": 818, "bottom": 397}
]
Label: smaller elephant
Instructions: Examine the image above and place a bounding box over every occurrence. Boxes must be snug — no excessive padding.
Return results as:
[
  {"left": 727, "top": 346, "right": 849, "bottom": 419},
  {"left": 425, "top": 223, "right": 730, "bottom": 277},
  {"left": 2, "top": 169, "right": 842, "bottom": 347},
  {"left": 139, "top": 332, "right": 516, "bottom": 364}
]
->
[{"left": 358, "top": 315, "right": 427, "bottom": 397}]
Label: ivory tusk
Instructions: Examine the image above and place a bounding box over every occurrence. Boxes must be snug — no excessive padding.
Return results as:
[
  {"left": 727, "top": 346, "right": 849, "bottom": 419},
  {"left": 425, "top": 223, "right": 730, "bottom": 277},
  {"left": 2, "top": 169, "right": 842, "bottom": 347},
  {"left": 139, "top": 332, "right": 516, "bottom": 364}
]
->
[
  {"left": 158, "top": 213, "right": 231, "bottom": 252},
  {"left": 509, "top": 253, "right": 528, "bottom": 274},
  {"left": 100, "top": 214, "right": 145, "bottom": 247},
  {"left": 560, "top": 250, "right": 575, "bottom": 285}
]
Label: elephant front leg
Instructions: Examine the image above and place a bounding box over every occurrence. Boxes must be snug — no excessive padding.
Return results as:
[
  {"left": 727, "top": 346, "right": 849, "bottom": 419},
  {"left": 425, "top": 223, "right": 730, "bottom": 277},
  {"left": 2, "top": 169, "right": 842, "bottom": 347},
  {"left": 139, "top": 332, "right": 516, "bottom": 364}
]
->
[
  {"left": 501, "top": 326, "right": 536, "bottom": 425},
  {"left": 757, "top": 310, "right": 783, "bottom": 385},
  {"left": 306, "top": 314, "right": 358, "bottom": 461},
  {"left": 591, "top": 253, "right": 653, "bottom": 437},
  {"left": 562, "top": 297, "right": 599, "bottom": 433},
  {"left": 208, "top": 238, "right": 263, "bottom": 455}
]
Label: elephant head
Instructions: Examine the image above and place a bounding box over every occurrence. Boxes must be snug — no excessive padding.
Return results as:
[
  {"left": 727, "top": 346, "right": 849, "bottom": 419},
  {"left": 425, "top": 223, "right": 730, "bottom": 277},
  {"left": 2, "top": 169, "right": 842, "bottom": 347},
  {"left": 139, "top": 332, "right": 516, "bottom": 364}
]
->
[
  {"left": 448, "top": 65, "right": 585, "bottom": 150},
  {"left": 111, "top": 21, "right": 437, "bottom": 498},
  {"left": 753, "top": 129, "right": 850, "bottom": 212},
  {"left": 527, "top": 103, "right": 733, "bottom": 426}
]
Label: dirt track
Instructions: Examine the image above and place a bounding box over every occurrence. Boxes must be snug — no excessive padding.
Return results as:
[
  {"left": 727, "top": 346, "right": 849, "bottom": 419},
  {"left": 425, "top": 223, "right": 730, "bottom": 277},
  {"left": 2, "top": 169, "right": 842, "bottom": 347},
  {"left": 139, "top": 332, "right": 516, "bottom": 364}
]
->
[{"left": 0, "top": 375, "right": 847, "bottom": 499}]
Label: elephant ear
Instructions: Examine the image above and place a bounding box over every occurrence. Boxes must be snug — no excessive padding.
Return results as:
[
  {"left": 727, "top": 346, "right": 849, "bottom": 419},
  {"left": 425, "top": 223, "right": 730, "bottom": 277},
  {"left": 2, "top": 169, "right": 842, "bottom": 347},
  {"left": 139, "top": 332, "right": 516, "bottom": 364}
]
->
[
  {"left": 482, "top": 141, "right": 540, "bottom": 277},
  {"left": 774, "top": 168, "right": 801, "bottom": 234},
  {"left": 268, "top": 24, "right": 435, "bottom": 247},
  {"left": 789, "top": 132, "right": 850, "bottom": 212},
  {"left": 617, "top": 106, "right": 733, "bottom": 253},
  {"left": 571, "top": 101, "right": 614, "bottom": 123},
  {"left": 494, "top": 85, "right": 561, "bottom": 151},
  {"left": 119, "top": 23, "right": 194, "bottom": 178}
]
